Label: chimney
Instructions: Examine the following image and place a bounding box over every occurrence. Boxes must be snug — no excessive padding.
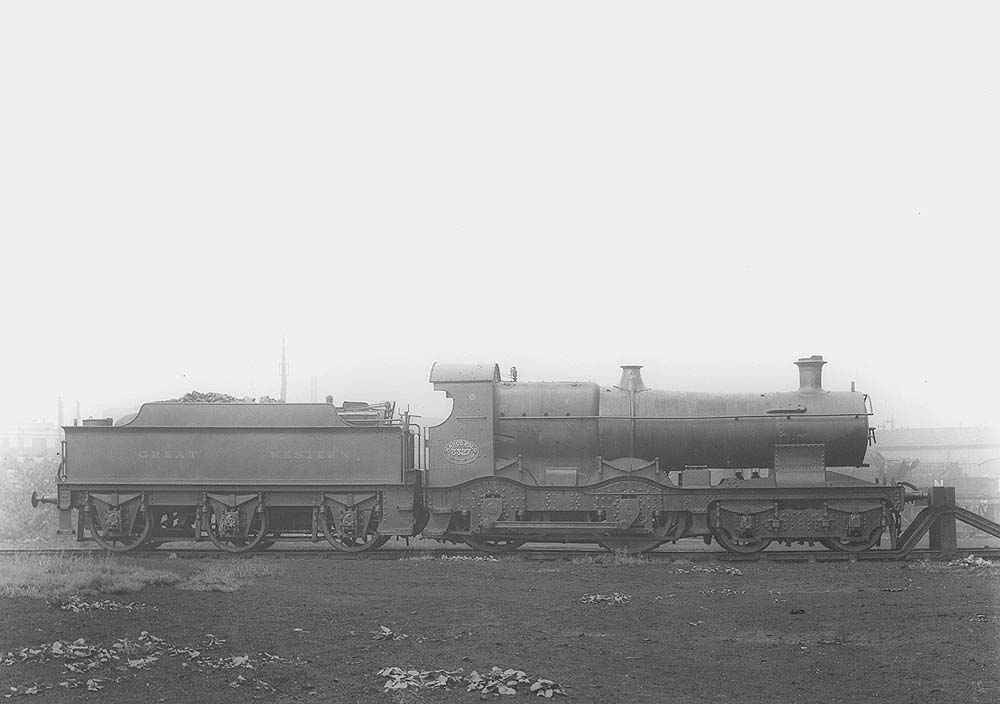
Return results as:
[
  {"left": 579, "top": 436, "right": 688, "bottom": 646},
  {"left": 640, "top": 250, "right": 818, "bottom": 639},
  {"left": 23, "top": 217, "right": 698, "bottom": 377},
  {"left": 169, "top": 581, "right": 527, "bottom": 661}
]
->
[
  {"left": 618, "top": 365, "right": 648, "bottom": 392},
  {"left": 795, "top": 355, "right": 826, "bottom": 394}
]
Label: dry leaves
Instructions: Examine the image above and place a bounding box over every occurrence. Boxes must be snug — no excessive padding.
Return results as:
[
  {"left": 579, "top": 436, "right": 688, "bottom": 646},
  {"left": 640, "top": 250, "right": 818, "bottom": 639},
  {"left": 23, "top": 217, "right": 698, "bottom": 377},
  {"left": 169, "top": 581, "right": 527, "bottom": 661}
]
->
[
  {"left": 58, "top": 596, "right": 154, "bottom": 613},
  {"left": 698, "top": 587, "right": 746, "bottom": 597},
  {"left": 1, "top": 631, "right": 301, "bottom": 697},
  {"left": 673, "top": 564, "right": 743, "bottom": 576},
  {"left": 468, "top": 667, "right": 566, "bottom": 697},
  {"left": 6, "top": 679, "right": 105, "bottom": 697},
  {"left": 377, "top": 666, "right": 566, "bottom": 697},
  {"left": 379, "top": 667, "right": 465, "bottom": 690},
  {"left": 579, "top": 592, "right": 631, "bottom": 605},
  {"left": 373, "top": 626, "right": 409, "bottom": 641},
  {"left": 947, "top": 554, "right": 994, "bottom": 569}
]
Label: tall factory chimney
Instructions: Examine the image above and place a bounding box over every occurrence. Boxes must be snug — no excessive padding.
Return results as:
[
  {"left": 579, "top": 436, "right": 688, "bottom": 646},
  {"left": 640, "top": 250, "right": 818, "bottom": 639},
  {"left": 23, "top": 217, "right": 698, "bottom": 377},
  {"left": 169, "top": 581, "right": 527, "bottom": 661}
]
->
[
  {"left": 280, "top": 338, "right": 288, "bottom": 403},
  {"left": 57, "top": 397, "right": 64, "bottom": 429}
]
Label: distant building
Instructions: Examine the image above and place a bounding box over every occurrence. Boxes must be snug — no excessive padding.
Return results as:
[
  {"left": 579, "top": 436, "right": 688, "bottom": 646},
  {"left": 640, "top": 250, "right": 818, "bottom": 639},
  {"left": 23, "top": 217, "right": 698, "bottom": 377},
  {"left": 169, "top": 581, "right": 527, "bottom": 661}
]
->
[
  {"left": 1, "top": 422, "right": 61, "bottom": 460},
  {"left": 857, "top": 425, "right": 1000, "bottom": 519},
  {"left": 869, "top": 426, "right": 1000, "bottom": 478}
]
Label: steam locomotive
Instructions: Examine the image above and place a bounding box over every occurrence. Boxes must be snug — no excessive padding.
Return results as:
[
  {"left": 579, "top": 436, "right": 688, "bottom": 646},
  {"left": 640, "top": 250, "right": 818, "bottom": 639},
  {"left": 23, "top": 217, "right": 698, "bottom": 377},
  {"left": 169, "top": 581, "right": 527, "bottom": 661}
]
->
[{"left": 33, "top": 355, "right": 905, "bottom": 554}]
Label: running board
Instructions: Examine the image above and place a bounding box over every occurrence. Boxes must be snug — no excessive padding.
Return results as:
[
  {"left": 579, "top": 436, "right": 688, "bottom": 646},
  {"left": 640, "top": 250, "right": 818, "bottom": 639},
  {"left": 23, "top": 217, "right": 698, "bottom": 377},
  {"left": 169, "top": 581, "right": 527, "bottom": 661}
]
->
[{"left": 492, "top": 520, "right": 623, "bottom": 531}]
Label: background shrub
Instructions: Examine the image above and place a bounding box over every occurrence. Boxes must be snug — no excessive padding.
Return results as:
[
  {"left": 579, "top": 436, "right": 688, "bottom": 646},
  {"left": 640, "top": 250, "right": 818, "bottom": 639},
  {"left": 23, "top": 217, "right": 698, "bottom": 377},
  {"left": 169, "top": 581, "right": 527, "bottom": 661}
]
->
[{"left": 0, "top": 458, "right": 59, "bottom": 541}]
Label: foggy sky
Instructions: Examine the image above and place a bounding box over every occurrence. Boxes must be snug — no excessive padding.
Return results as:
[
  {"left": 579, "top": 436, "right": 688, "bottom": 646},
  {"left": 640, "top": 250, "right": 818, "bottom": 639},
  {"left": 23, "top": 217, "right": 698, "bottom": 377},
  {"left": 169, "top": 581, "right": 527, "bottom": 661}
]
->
[{"left": 1, "top": 3, "right": 997, "bottom": 430}]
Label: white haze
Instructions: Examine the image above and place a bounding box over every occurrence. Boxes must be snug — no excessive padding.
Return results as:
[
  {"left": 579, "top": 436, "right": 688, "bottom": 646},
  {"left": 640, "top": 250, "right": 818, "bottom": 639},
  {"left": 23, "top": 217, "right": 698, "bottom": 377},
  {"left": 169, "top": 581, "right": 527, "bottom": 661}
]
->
[{"left": 1, "top": 3, "right": 997, "bottom": 429}]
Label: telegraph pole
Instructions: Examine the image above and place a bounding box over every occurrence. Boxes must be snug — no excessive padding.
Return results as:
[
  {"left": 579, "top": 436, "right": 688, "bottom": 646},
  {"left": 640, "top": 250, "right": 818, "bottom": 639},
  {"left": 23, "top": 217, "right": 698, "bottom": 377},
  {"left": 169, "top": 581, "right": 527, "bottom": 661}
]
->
[{"left": 280, "top": 337, "right": 288, "bottom": 403}]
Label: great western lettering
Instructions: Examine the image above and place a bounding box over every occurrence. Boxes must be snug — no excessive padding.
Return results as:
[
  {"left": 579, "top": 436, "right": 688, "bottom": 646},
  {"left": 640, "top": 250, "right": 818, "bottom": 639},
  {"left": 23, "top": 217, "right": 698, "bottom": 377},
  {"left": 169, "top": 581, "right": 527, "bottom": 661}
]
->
[
  {"left": 138, "top": 450, "right": 199, "bottom": 460},
  {"left": 269, "top": 450, "right": 339, "bottom": 460}
]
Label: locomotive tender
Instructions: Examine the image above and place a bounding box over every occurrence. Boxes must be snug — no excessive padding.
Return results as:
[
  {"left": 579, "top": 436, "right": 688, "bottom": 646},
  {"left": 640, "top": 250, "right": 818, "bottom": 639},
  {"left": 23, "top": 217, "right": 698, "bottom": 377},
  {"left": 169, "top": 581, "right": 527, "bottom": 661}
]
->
[{"left": 33, "top": 355, "right": 904, "bottom": 554}]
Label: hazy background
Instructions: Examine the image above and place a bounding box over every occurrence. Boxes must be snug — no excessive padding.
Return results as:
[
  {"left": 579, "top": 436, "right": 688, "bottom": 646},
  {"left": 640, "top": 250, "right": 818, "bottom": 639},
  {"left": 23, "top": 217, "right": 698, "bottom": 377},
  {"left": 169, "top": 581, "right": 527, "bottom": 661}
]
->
[{"left": 1, "top": 2, "right": 996, "bottom": 429}]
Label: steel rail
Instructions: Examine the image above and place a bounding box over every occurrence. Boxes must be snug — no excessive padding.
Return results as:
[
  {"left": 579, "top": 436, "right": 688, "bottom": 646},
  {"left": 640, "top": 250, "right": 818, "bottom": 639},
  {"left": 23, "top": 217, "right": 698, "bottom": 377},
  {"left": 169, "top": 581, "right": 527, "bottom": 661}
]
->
[
  {"left": 3, "top": 546, "right": 998, "bottom": 562},
  {"left": 497, "top": 413, "right": 874, "bottom": 421}
]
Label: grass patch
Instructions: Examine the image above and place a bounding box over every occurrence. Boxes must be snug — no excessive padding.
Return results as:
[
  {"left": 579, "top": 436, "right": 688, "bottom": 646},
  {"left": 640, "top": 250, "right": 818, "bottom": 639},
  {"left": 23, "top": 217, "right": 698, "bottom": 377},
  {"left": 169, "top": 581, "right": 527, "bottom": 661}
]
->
[
  {"left": 0, "top": 554, "right": 181, "bottom": 600},
  {"left": 177, "top": 559, "right": 276, "bottom": 592},
  {"left": 0, "top": 554, "right": 278, "bottom": 600}
]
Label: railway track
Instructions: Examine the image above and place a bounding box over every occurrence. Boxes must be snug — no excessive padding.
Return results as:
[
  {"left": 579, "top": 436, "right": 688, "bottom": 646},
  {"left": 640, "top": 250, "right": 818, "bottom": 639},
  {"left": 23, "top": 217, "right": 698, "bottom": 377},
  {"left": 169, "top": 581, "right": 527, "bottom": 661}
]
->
[{"left": 3, "top": 543, "right": 1000, "bottom": 562}]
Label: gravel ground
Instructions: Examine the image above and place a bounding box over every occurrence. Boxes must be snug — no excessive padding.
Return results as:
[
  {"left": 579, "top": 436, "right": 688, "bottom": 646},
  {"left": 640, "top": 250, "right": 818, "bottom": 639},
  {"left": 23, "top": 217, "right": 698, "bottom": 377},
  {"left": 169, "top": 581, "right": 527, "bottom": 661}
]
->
[{"left": 1, "top": 555, "right": 997, "bottom": 703}]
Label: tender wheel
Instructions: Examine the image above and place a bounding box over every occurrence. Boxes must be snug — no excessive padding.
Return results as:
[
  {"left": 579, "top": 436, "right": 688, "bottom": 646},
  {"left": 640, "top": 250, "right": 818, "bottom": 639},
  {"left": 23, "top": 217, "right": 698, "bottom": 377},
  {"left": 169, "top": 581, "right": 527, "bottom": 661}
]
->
[
  {"left": 820, "top": 527, "right": 884, "bottom": 553},
  {"left": 321, "top": 508, "right": 389, "bottom": 553},
  {"left": 87, "top": 505, "right": 152, "bottom": 553},
  {"left": 462, "top": 536, "right": 527, "bottom": 553},
  {"left": 713, "top": 528, "right": 772, "bottom": 554},
  {"left": 598, "top": 539, "right": 663, "bottom": 555},
  {"left": 206, "top": 505, "right": 269, "bottom": 553}
]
